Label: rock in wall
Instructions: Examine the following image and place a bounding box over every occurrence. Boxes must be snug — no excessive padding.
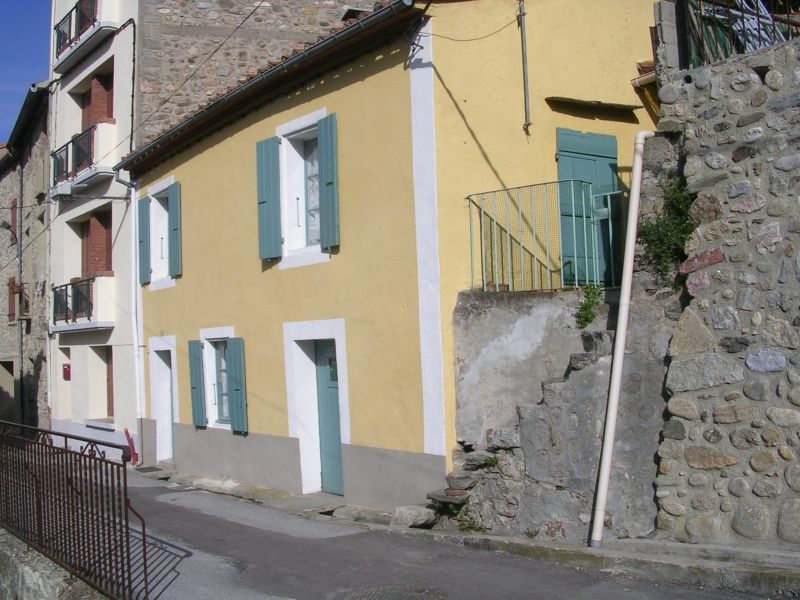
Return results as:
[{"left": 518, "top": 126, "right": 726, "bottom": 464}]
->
[{"left": 655, "top": 39, "right": 800, "bottom": 549}]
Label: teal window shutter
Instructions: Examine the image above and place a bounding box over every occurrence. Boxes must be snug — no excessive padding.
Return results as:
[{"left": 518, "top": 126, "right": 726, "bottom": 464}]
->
[
  {"left": 227, "top": 337, "right": 248, "bottom": 434},
  {"left": 168, "top": 181, "right": 182, "bottom": 277},
  {"left": 318, "top": 113, "right": 339, "bottom": 252},
  {"left": 137, "top": 197, "right": 151, "bottom": 285},
  {"left": 188, "top": 340, "right": 207, "bottom": 428},
  {"left": 256, "top": 137, "right": 282, "bottom": 259}
]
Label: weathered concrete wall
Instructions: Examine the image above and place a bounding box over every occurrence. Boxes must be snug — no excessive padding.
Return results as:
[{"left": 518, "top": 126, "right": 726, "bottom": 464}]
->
[
  {"left": 0, "top": 529, "right": 102, "bottom": 599},
  {"left": 0, "top": 102, "right": 50, "bottom": 428},
  {"left": 453, "top": 290, "right": 586, "bottom": 447},
  {"left": 135, "top": 0, "right": 356, "bottom": 144},
  {"left": 447, "top": 275, "right": 677, "bottom": 542},
  {"left": 653, "top": 39, "right": 800, "bottom": 549}
]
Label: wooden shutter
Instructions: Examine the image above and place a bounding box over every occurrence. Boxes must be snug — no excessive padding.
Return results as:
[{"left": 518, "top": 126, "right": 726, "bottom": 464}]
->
[
  {"left": 188, "top": 340, "right": 206, "bottom": 428},
  {"left": 137, "top": 197, "right": 151, "bottom": 285},
  {"left": 7, "top": 278, "right": 15, "bottom": 322},
  {"left": 168, "top": 182, "right": 182, "bottom": 277},
  {"left": 318, "top": 113, "right": 340, "bottom": 252},
  {"left": 227, "top": 337, "right": 248, "bottom": 434},
  {"left": 256, "top": 138, "right": 282, "bottom": 260}
]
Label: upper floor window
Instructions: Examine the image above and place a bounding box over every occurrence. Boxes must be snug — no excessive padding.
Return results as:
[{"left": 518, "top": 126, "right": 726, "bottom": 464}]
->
[
  {"left": 138, "top": 179, "right": 182, "bottom": 289},
  {"left": 256, "top": 110, "right": 339, "bottom": 269}
]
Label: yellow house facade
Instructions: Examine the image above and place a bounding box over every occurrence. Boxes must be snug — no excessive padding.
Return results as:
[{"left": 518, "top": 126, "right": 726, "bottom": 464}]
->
[{"left": 119, "top": 0, "right": 656, "bottom": 509}]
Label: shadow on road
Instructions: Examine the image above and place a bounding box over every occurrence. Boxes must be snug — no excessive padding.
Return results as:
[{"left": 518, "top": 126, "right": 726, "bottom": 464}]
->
[{"left": 130, "top": 527, "right": 192, "bottom": 600}]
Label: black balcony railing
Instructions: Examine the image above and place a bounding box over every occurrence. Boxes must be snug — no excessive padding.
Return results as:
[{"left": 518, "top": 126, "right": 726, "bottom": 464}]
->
[
  {"left": 677, "top": 0, "right": 800, "bottom": 68},
  {"left": 0, "top": 420, "right": 149, "bottom": 599},
  {"left": 54, "top": 0, "right": 98, "bottom": 58},
  {"left": 53, "top": 277, "right": 94, "bottom": 324},
  {"left": 52, "top": 126, "right": 95, "bottom": 185}
]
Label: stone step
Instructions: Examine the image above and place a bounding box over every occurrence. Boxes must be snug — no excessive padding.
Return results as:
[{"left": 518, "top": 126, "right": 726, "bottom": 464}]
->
[
  {"left": 581, "top": 330, "right": 615, "bottom": 354},
  {"left": 569, "top": 351, "right": 604, "bottom": 371},
  {"left": 426, "top": 489, "right": 469, "bottom": 505}
]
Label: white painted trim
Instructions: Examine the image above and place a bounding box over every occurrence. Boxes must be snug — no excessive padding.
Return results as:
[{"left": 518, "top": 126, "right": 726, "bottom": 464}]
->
[
  {"left": 278, "top": 247, "right": 331, "bottom": 270},
  {"left": 283, "top": 319, "right": 350, "bottom": 494},
  {"left": 275, "top": 108, "right": 327, "bottom": 137},
  {"left": 149, "top": 336, "right": 178, "bottom": 462},
  {"left": 149, "top": 335, "right": 179, "bottom": 420},
  {"left": 49, "top": 321, "right": 115, "bottom": 334},
  {"left": 147, "top": 277, "right": 176, "bottom": 292},
  {"left": 147, "top": 175, "right": 175, "bottom": 197},
  {"left": 199, "top": 326, "right": 235, "bottom": 430},
  {"left": 410, "top": 20, "right": 446, "bottom": 456}
]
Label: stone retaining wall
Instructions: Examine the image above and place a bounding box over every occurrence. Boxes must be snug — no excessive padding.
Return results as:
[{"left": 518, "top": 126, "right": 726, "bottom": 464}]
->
[
  {"left": 654, "top": 39, "right": 800, "bottom": 548},
  {"left": 135, "top": 0, "right": 356, "bottom": 145}
]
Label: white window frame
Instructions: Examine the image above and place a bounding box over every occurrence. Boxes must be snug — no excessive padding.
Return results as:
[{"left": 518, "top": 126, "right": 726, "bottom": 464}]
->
[
  {"left": 147, "top": 176, "right": 176, "bottom": 291},
  {"left": 276, "top": 108, "right": 331, "bottom": 271},
  {"left": 199, "top": 326, "right": 235, "bottom": 430}
]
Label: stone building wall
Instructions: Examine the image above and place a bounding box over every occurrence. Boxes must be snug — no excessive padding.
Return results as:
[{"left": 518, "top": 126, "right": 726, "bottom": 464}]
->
[
  {"left": 0, "top": 105, "right": 51, "bottom": 428},
  {"left": 135, "top": 0, "right": 358, "bottom": 145},
  {"left": 654, "top": 39, "right": 800, "bottom": 549}
]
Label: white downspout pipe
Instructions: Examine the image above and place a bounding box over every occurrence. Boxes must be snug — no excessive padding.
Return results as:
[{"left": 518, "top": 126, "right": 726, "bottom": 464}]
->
[{"left": 589, "top": 130, "right": 655, "bottom": 548}]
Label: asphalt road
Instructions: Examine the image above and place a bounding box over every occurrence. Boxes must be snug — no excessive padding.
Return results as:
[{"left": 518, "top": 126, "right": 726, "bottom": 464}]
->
[{"left": 126, "top": 471, "right": 752, "bottom": 600}]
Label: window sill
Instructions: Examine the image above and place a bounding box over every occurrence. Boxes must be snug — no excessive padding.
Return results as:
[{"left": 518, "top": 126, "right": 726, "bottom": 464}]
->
[
  {"left": 278, "top": 248, "right": 330, "bottom": 270},
  {"left": 148, "top": 277, "right": 176, "bottom": 292},
  {"left": 205, "top": 421, "right": 231, "bottom": 431}
]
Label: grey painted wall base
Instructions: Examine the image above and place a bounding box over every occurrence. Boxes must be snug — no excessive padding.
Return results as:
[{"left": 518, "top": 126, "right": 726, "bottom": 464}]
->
[
  {"left": 172, "top": 424, "right": 444, "bottom": 509},
  {"left": 343, "top": 444, "right": 446, "bottom": 510},
  {"left": 173, "top": 423, "right": 303, "bottom": 494},
  {"left": 0, "top": 529, "right": 102, "bottom": 599},
  {"left": 137, "top": 417, "right": 157, "bottom": 467}
]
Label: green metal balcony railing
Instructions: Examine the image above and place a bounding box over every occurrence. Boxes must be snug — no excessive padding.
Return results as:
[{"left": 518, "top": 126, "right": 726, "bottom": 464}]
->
[
  {"left": 678, "top": 0, "right": 800, "bottom": 68},
  {"left": 467, "top": 180, "right": 625, "bottom": 292},
  {"left": 53, "top": 277, "right": 94, "bottom": 324}
]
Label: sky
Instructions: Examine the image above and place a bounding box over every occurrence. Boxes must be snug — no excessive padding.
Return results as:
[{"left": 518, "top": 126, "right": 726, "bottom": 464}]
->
[{"left": 0, "top": 3, "right": 51, "bottom": 143}]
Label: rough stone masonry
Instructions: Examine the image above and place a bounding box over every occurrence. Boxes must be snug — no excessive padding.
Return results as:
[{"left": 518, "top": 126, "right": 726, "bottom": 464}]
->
[
  {"left": 135, "top": 0, "right": 356, "bottom": 145},
  {"left": 654, "top": 38, "right": 800, "bottom": 549}
]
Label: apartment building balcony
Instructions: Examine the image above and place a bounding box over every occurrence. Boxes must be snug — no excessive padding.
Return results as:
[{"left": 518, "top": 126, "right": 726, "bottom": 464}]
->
[
  {"left": 53, "top": 0, "right": 119, "bottom": 74},
  {"left": 51, "top": 275, "right": 115, "bottom": 334},
  {"left": 50, "top": 124, "right": 116, "bottom": 197}
]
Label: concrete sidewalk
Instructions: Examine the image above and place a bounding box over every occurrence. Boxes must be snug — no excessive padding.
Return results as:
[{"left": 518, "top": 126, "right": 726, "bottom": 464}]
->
[{"left": 133, "top": 466, "right": 797, "bottom": 599}]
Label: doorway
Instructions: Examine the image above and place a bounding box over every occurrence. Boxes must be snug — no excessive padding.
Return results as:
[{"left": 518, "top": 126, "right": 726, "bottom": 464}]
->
[
  {"left": 314, "top": 339, "right": 343, "bottom": 495},
  {"left": 151, "top": 349, "right": 174, "bottom": 462},
  {"left": 556, "top": 128, "right": 620, "bottom": 286}
]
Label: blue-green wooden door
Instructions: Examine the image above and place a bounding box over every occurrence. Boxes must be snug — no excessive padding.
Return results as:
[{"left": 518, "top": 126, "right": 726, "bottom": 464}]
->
[
  {"left": 315, "top": 340, "right": 343, "bottom": 495},
  {"left": 556, "top": 128, "right": 619, "bottom": 286}
]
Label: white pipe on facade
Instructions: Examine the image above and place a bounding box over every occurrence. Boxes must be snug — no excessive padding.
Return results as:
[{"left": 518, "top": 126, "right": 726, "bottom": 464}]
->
[
  {"left": 631, "top": 71, "right": 657, "bottom": 89},
  {"left": 589, "top": 129, "right": 655, "bottom": 548}
]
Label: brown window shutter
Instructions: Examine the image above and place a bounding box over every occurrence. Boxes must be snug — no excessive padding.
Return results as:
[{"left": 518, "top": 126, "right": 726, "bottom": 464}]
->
[{"left": 7, "top": 278, "right": 15, "bottom": 322}]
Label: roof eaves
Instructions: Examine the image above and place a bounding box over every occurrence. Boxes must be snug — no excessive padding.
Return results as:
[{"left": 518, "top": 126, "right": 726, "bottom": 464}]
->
[
  {"left": 117, "top": 0, "right": 420, "bottom": 176},
  {"left": 6, "top": 81, "right": 49, "bottom": 152}
]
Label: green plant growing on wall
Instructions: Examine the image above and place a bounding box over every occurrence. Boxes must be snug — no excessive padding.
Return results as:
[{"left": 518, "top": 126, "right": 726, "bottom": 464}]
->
[
  {"left": 575, "top": 284, "right": 602, "bottom": 329},
  {"left": 637, "top": 180, "right": 697, "bottom": 280}
]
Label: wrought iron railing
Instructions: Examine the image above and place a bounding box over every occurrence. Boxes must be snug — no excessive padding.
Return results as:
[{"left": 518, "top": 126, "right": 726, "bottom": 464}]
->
[
  {"left": 54, "top": 0, "right": 98, "bottom": 58},
  {"left": 52, "top": 126, "right": 95, "bottom": 185},
  {"left": 0, "top": 420, "right": 148, "bottom": 599},
  {"left": 468, "top": 180, "right": 624, "bottom": 292},
  {"left": 678, "top": 0, "right": 800, "bottom": 68},
  {"left": 53, "top": 277, "right": 94, "bottom": 323}
]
